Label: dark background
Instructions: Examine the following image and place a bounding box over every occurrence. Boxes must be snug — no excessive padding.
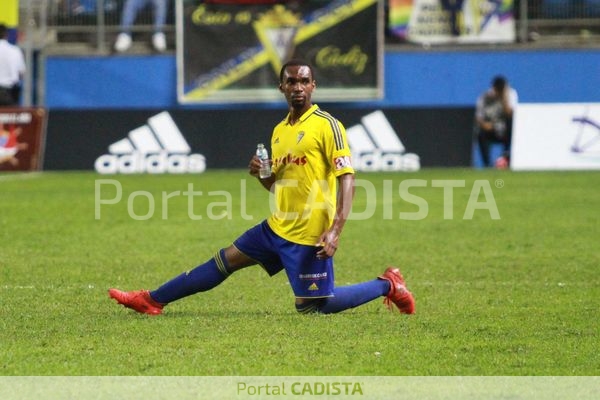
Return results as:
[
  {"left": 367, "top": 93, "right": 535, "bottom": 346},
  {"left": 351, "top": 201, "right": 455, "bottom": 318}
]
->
[{"left": 44, "top": 107, "right": 474, "bottom": 170}]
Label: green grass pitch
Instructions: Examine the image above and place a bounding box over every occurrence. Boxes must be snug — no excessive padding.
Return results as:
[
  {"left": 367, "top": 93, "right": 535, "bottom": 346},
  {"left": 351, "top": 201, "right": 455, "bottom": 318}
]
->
[{"left": 1, "top": 169, "right": 598, "bottom": 375}]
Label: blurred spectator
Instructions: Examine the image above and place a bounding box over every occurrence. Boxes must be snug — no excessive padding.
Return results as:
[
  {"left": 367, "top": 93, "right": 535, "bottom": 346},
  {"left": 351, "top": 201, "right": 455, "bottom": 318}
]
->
[
  {"left": 114, "top": 0, "right": 168, "bottom": 53},
  {"left": 474, "top": 75, "right": 518, "bottom": 168},
  {"left": 440, "top": 0, "right": 464, "bottom": 36},
  {"left": 0, "top": 24, "right": 26, "bottom": 106},
  {"left": 67, "top": 0, "right": 118, "bottom": 15}
]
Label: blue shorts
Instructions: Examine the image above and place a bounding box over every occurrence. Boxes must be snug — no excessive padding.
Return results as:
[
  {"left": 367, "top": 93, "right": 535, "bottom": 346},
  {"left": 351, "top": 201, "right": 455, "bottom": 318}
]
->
[{"left": 233, "top": 220, "right": 334, "bottom": 299}]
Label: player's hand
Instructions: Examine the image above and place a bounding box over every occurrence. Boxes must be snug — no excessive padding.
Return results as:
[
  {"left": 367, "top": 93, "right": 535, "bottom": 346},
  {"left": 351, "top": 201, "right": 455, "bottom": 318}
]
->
[
  {"left": 316, "top": 230, "right": 339, "bottom": 259},
  {"left": 248, "top": 155, "right": 262, "bottom": 177}
]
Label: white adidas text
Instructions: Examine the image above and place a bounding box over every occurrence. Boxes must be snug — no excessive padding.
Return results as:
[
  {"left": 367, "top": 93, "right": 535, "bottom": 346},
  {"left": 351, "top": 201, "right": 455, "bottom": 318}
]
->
[
  {"left": 95, "top": 151, "right": 206, "bottom": 174},
  {"left": 94, "top": 111, "right": 206, "bottom": 174}
]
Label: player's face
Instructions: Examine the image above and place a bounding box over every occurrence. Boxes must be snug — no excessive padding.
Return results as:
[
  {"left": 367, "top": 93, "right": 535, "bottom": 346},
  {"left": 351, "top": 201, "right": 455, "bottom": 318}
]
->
[{"left": 280, "top": 65, "right": 315, "bottom": 110}]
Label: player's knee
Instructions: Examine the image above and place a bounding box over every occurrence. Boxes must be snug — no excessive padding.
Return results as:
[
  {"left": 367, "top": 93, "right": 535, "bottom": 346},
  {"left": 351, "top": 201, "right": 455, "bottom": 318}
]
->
[
  {"left": 295, "top": 299, "right": 324, "bottom": 314},
  {"left": 221, "top": 246, "right": 254, "bottom": 274}
]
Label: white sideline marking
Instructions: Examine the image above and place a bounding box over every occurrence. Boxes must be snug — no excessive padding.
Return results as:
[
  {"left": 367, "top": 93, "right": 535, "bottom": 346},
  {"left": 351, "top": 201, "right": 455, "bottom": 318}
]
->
[
  {"left": 1, "top": 284, "right": 96, "bottom": 289},
  {"left": 0, "top": 172, "right": 43, "bottom": 182}
]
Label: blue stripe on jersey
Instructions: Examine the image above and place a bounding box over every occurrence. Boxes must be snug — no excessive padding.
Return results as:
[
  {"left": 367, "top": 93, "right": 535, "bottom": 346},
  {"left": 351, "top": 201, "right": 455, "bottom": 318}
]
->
[{"left": 315, "top": 109, "right": 344, "bottom": 151}]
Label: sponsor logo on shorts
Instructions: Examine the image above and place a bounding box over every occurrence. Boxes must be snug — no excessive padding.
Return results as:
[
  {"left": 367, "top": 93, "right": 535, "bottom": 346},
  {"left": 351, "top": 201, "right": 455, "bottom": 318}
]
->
[{"left": 299, "top": 272, "right": 328, "bottom": 280}]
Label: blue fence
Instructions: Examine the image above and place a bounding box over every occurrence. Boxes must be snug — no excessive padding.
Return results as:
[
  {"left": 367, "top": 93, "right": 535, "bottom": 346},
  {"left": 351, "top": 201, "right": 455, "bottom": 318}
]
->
[{"left": 44, "top": 49, "right": 600, "bottom": 109}]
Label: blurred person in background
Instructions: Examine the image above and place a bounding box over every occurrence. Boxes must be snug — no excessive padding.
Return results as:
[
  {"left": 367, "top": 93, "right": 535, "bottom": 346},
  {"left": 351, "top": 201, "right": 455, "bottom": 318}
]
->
[
  {"left": 440, "top": 0, "right": 464, "bottom": 36},
  {"left": 475, "top": 75, "right": 518, "bottom": 168},
  {"left": 114, "top": 0, "right": 168, "bottom": 53},
  {"left": 0, "top": 24, "right": 25, "bottom": 106}
]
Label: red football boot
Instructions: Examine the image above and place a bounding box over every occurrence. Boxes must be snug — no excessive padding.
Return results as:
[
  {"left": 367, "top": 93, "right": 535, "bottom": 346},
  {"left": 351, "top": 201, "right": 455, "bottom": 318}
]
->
[
  {"left": 108, "top": 289, "right": 164, "bottom": 315},
  {"left": 378, "top": 267, "right": 415, "bottom": 314}
]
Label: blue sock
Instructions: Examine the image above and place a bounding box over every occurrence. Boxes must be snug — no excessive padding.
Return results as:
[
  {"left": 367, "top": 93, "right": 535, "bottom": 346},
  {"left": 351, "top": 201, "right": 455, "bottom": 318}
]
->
[
  {"left": 318, "top": 279, "right": 390, "bottom": 314},
  {"left": 150, "top": 249, "right": 230, "bottom": 304}
]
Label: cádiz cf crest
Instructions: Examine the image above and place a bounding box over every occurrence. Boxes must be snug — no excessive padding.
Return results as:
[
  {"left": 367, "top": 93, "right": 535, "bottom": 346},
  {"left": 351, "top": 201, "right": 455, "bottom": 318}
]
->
[{"left": 253, "top": 5, "right": 303, "bottom": 75}]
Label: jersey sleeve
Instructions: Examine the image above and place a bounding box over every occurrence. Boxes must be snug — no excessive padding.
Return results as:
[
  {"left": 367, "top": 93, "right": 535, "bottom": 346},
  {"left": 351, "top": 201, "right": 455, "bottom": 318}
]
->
[{"left": 323, "top": 117, "right": 354, "bottom": 177}]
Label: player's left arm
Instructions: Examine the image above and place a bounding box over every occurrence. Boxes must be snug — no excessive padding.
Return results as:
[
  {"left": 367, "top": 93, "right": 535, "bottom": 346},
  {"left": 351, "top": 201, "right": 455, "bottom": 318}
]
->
[
  {"left": 317, "top": 115, "right": 355, "bottom": 258},
  {"left": 317, "top": 173, "right": 354, "bottom": 259}
]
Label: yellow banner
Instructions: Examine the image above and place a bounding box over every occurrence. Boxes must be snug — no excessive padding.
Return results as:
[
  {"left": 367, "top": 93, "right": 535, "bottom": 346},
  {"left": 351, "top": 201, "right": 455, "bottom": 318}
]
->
[
  {"left": 0, "top": 0, "right": 19, "bottom": 27},
  {"left": 180, "top": 0, "right": 381, "bottom": 104}
]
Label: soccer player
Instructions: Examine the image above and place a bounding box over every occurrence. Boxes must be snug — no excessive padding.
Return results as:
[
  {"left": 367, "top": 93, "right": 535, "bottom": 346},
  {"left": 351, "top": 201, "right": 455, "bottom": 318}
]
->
[{"left": 108, "top": 60, "right": 415, "bottom": 316}]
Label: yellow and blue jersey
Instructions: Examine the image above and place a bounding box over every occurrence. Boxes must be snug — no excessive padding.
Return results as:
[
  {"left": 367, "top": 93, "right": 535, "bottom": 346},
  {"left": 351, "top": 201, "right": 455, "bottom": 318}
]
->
[{"left": 267, "top": 104, "right": 354, "bottom": 245}]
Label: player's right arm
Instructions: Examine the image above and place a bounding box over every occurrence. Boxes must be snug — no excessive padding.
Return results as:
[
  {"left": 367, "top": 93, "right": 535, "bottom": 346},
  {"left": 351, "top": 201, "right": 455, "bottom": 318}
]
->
[{"left": 248, "top": 155, "right": 275, "bottom": 191}]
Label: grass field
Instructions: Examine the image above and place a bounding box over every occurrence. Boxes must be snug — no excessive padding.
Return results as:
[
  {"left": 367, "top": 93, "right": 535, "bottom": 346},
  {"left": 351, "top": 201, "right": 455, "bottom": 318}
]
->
[{"left": 1, "top": 169, "right": 598, "bottom": 376}]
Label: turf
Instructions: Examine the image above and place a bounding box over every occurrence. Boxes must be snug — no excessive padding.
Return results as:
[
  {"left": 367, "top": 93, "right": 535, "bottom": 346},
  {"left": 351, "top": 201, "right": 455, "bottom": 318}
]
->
[{"left": 1, "top": 169, "right": 598, "bottom": 376}]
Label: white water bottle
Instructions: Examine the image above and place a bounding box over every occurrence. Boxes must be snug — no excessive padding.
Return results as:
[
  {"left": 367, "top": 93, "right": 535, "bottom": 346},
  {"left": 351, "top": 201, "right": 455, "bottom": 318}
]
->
[{"left": 256, "top": 143, "right": 271, "bottom": 179}]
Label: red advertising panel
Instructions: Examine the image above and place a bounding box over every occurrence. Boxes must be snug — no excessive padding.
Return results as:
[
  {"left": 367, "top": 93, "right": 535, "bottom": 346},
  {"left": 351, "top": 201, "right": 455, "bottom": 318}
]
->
[{"left": 0, "top": 108, "right": 47, "bottom": 171}]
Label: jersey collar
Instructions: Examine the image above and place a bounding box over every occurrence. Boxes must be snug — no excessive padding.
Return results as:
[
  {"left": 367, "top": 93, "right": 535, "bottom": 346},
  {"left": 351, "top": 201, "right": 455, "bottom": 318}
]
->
[{"left": 284, "top": 104, "right": 319, "bottom": 125}]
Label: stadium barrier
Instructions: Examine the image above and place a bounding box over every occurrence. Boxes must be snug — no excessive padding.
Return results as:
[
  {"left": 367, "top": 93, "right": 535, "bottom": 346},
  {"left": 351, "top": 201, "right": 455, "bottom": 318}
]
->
[
  {"left": 512, "top": 102, "right": 600, "bottom": 170},
  {"left": 43, "top": 108, "right": 473, "bottom": 171},
  {"left": 14, "top": 0, "right": 600, "bottom": 53}
]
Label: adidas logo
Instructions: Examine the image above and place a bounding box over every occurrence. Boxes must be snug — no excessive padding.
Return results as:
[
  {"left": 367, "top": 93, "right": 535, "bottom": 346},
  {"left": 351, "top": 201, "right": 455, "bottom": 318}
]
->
[
  {"left": 346, "top": 110, "right": 420, "bottom": 172},
  {"left": 95, "top": 111, "right": 206, "bottom": 174}
]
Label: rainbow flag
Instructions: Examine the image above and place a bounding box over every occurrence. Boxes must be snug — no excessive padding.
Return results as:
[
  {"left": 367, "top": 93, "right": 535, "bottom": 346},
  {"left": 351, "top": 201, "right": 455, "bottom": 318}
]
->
[{"left": 388, "top": 0, "right": 413, "bottom": 39}]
